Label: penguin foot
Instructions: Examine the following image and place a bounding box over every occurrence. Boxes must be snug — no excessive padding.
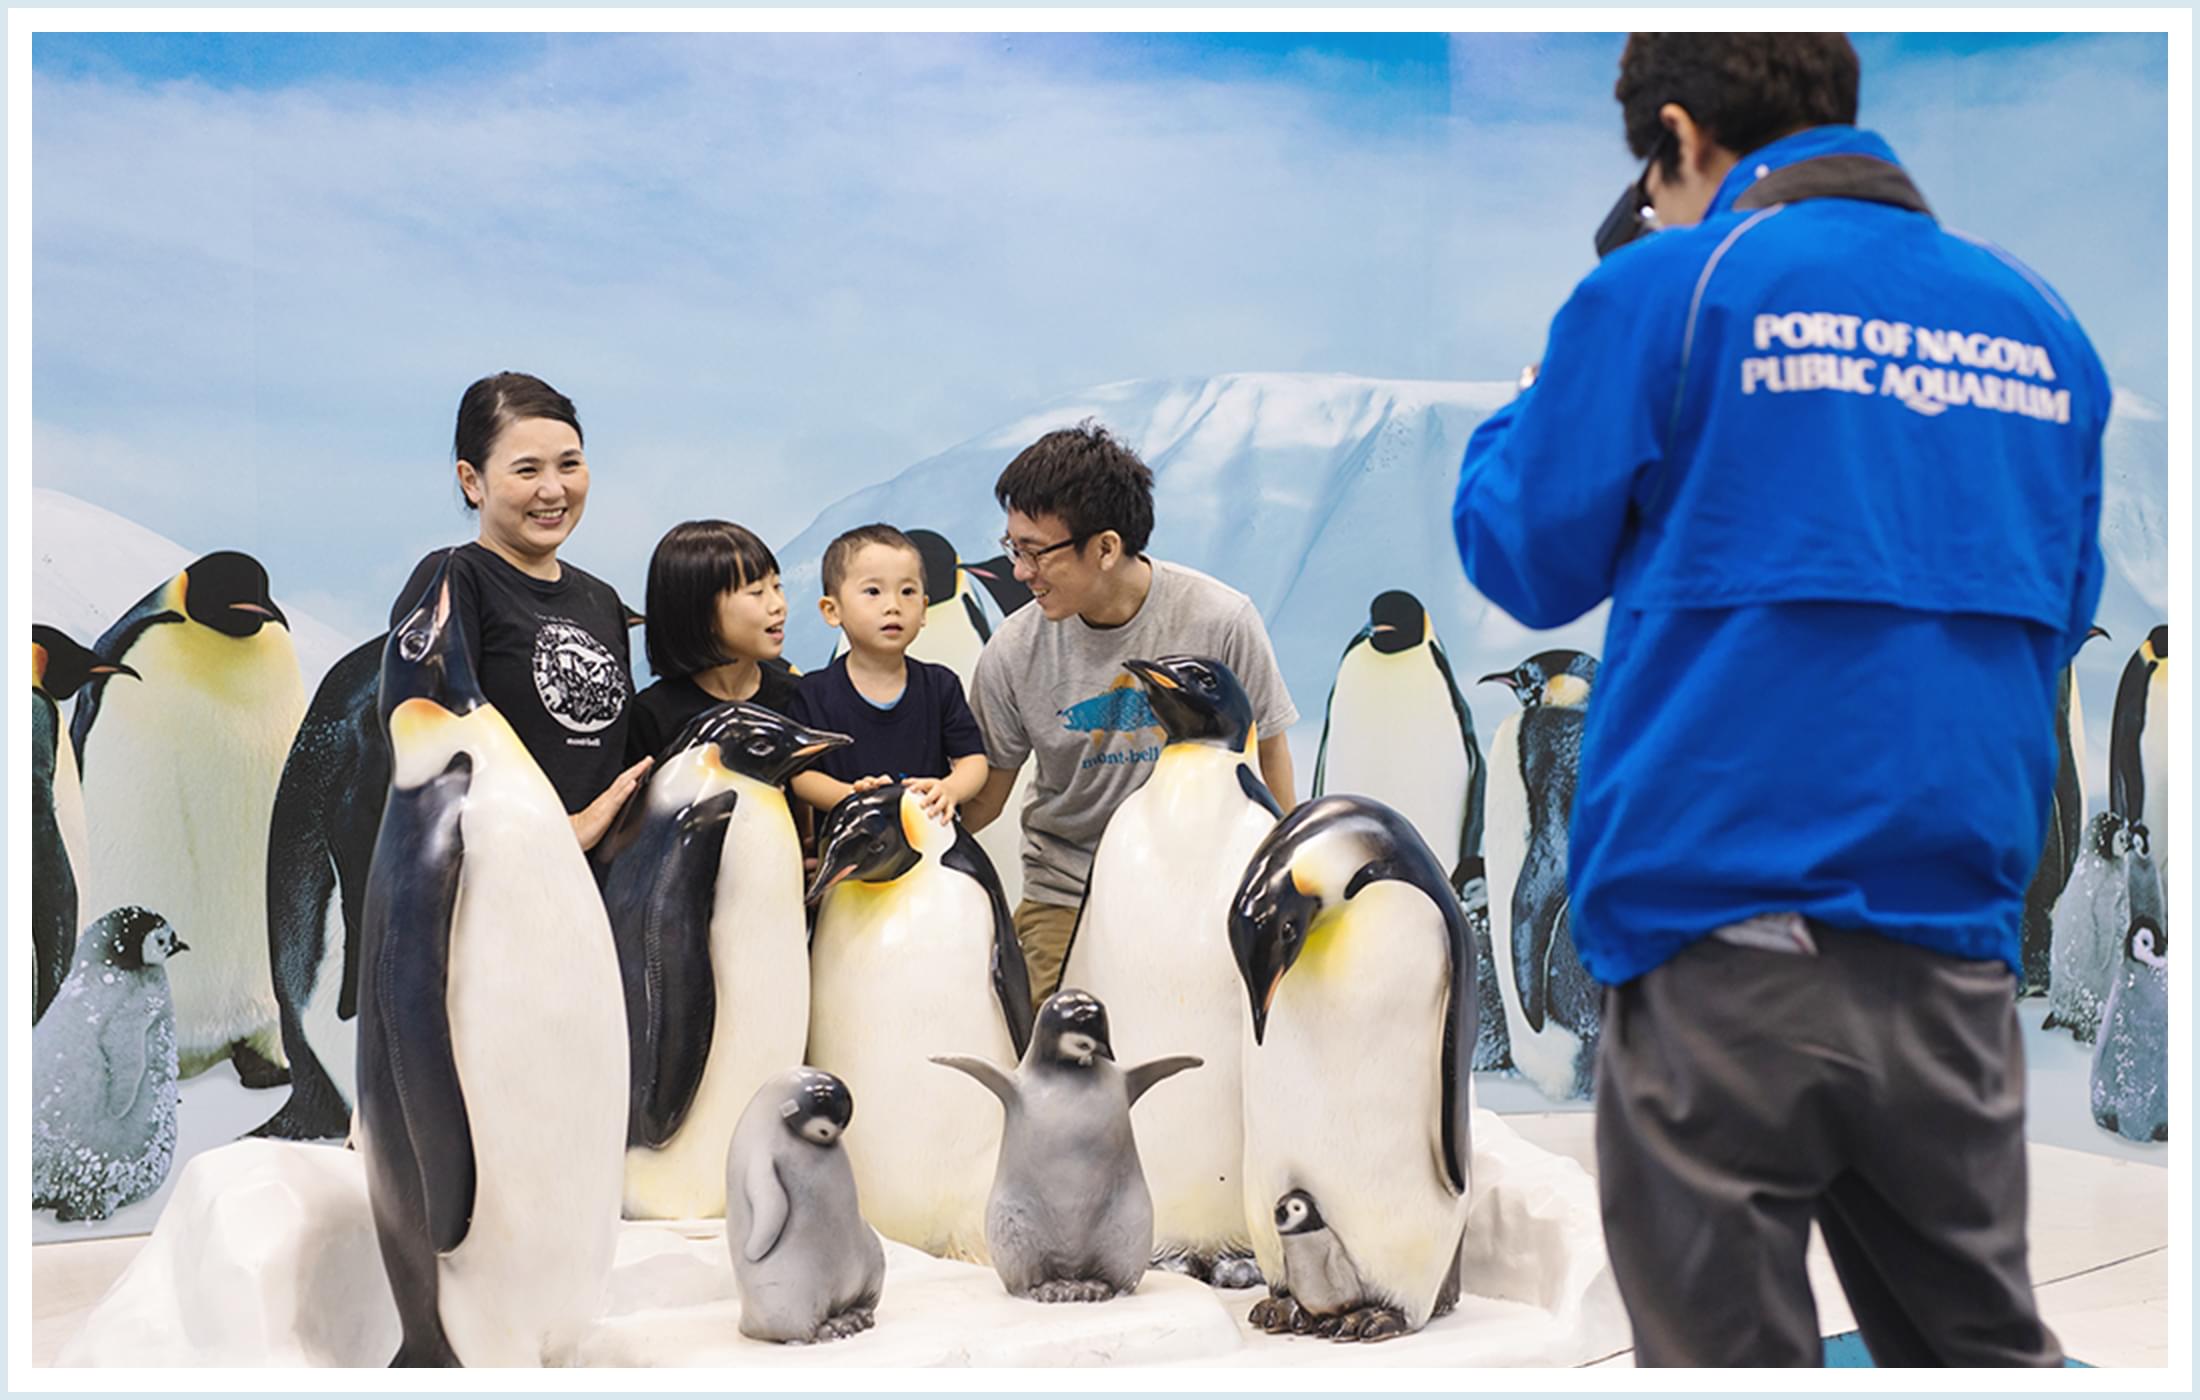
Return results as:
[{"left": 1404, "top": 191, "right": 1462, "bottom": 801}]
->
[
  {"left": 1335, "top": 1306, "right": 1409, "bottom": 1343},
  {"left": 1208, "top": 1254, "right": 1265, "bottom": 1290},
  {"left": 1248, "top": 1295, "right": 1302, "bottom": 1333},
  {"left": 812, "top": 1308, "right": 876, "bottom": 1342},
  {"left": 230, "top": 1041, "right": 291, "bottom": 1090},
  {"left": 1028, "top": 1278, "right": 1118, "bottom": 1304},
  {"left": 1152, "top": 1250, "right": 1209, "bottom": 1281},
  {"left": 2098, "top": 1110, "right": 2121, "bottom": 1135},
  {"left": 2153, "top": 1123, "right": 2169, "bottom": 1142}
]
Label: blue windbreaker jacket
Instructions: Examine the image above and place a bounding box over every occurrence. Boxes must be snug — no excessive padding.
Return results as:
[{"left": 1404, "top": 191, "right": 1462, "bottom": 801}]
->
[{"left": 1453, "top": 126, "right": 2109, "bottom": 983}]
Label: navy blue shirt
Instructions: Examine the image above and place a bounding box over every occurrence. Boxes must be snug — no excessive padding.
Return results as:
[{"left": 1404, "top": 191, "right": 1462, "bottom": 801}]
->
[{"left": 790, "top": 654, "right": 986, "bottom": 787}]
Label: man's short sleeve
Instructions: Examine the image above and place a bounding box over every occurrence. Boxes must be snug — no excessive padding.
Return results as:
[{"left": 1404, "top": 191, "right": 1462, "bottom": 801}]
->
[
  {"left": 969, "top": 637, "right": 1032, "bottom": 769},
  {"left": 1223, "top": 598, "right": 1298, "bottom": 738}
]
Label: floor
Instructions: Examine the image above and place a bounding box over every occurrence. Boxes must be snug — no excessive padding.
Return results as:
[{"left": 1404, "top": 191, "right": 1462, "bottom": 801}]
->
[{"left": 28, "top": 1111, "right": 2166, "bottom": 1370}]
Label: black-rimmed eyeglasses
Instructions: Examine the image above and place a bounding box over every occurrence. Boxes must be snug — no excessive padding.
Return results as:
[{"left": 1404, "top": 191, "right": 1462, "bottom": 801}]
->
[{"left": 999, "top": 533, "right": 1086, "bottom": 567}]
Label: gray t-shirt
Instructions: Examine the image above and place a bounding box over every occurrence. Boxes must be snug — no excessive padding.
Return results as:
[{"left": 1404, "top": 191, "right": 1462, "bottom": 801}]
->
[{"left": 969, "top": 558, "right": 1298, "bottom": 908}]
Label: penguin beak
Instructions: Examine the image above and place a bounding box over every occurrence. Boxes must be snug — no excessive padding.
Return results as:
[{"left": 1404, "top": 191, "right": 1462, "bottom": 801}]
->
[
  {"left": 91, "top": 662, "right": 140, "bottom": 681},
  {"left": 805, "top": 863, "right": 858, "bottom": 906},
  {"left": 2088, "top": 625, "right": 2112, "bottom": 642},
  {"left": 1230, "top": 883, "right": 1313, "bottom": 1046},
  {"left": 170, "top": 939, "right": 189, "bottom": 954},
  {"left": 1477, "top": 668, "right": 1520, "bottom": 688}
]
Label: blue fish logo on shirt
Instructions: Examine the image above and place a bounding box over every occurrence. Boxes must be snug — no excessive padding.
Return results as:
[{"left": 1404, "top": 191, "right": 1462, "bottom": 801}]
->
[{"left": 1058, "top": 679, "right": 1162, "bottom": 745}]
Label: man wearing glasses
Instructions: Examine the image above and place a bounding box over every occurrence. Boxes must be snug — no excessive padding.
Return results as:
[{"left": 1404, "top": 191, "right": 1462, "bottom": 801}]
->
[
  {"left": 963, "top": 422, "right": 1297, "bottom": 1004},
  {"left": 1451, "top": 34, "right": 2098, "bottom": 1365}
]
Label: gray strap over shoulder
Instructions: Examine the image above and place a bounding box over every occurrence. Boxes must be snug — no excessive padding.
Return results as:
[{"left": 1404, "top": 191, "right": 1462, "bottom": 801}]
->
[{"left": 1732, "top": 154, "right": 1934, "bottom": 219}]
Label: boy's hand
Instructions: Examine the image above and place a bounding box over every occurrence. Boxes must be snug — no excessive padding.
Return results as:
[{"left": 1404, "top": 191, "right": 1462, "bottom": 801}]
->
[
  {"left": 851, "top": 774, "right": 895, "bottom": 794},
  {"left": 906, "top": 776, "right": 956, "bottom": 825}
]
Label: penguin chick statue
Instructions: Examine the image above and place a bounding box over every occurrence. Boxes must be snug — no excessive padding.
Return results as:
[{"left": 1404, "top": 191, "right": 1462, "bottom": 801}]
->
[
  {"left": 1058, "top": 654, "right": 1280, "bottom": 1288},
  {"left": 2044, "top": 811, "right": 2130, "bottom": 1043},
  {"left": 2091, "top": 835, "right": 2168, "bottom": 1143},
  {"left": 725, "top": 1068, "right": 885, "bottom": 1344},
  {"left": 356, "top": 553, "right": 630, "bottom": 1367},
  {"left": 31, "top": 625, "right": 136, "bottom": 1023},
  {"left": 71, "top": 550, "right": 307, "bottom": 1084},
  {"left": 32, "top": 907, "right": 187, "bottom": 1222},
  {"left": 933, "top": 989, "right": 1201, "bottom": 1303},
  {"left": 1479, "top": 650, "right": 1602, "bottom": 1101},
  {"left": 806, "top": 785, "right": 1034, "bottom": 1263},
  {"left": 597, "top": 701, "right": 851, "bottom": 1220},
  {"left": 1231, "top": 795, "right": 1475, "bottom": 1342},
  {"left": 1254, "top": 1190, "right": 1375, "bottom": 1338}
]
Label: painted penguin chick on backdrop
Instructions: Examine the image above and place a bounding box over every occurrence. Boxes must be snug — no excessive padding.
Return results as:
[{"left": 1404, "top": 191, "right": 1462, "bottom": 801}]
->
[
  {"left": 725, "top": 1068, "right": 885, "bottom": 1344},
  {"left": 32, "top": 907, "right": 187, "bottom": 1223},
  {"left": 932, "top": 989, "right": 1201, "bottom": 1304},
  {"left": 2091, "top": 834, "right": 2168, "bottom": 1143}
]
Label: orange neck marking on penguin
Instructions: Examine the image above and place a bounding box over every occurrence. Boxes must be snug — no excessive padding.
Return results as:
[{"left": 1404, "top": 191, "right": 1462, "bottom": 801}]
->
[{"left": 31, "top": 642, "right": 48, "bottom": 693}]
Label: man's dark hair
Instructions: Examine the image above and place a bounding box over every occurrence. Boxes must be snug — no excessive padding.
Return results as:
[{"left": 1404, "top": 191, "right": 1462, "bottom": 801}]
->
[
  {"left": 1616, "top": 34, "right": 1860, "bottom": 177},
  {"left": 644, "top": 519, "right": 781, "bottom": 678},
  {"left": 993, "top": 421, "right": 1155, "bottom": 557},
  {"left": 821, "top": 522, "right": 919, "bottom": 596}
]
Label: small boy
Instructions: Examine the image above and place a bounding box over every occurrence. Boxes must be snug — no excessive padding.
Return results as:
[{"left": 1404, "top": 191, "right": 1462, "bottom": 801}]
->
[{"left": 789, "top": 523, "right": 989, "bottom": 826}]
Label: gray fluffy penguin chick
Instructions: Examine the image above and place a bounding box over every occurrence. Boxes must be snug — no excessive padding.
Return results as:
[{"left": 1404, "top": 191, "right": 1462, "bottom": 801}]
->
[
  {"left": 933, "top": 989, "right": 1201, "bottom": 1303},
  {"left": 33, "top": 907, "right": 187, "bottom": 1222},
  {"left": 2091, "top": 843, "right": 2169, "bottom": 1143},
  {"left": 725, "top": 1068, "right": 885, "bottom": 1343},
  {"left": 1257, "top": 1189, "right": 1371, "bottom": 1337},
  {"left": 2044, "top": 812, "right": 2130, "bottom": 1043}
]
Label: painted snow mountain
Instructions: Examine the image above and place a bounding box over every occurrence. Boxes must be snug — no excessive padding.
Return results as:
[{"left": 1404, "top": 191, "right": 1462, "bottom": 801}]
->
[{"left": 780, "top": 371, "right": 2167, "bottom": 802}]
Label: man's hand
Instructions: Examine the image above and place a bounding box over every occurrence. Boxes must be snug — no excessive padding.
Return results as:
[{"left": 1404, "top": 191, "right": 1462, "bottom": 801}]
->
[{"left": 572, "top": 755, "right": 652, "bottom": 852}]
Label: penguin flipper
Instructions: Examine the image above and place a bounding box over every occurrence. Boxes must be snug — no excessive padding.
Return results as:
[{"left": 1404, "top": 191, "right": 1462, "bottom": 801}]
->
[
  {"left": 943, "top": 826, "right": 1034, "bottom": 1057},
  {"left": 1310, "top": 632, "right": 1369, "bottom": 799},
  {"left": 98, "top": 1003, "right": 160, "bottom": 1121},
  {"left": 1427, "top": 636, "right": 1488, "bottom": 881},
  {"left": 68, "top": 602, "right": 183, "bottom": 773},
  {"left": 741, "top": 1155, "right": 791, "bottom": 1263},
  {"left": 633, "top": 788, "right": 743, "bottom": 1144},
  {"left": 1124, "top": 1054, "right": 1203, "bottom": 1107},
  {"left": 931, "top": 1054, "right": 1018, "bottom": 1108},
  {"left": 364, "top": 754, "right": 477, "bottom": 1256},
  {"left": 1237, "top": 763, "right": 1285, "bottom": 820}
]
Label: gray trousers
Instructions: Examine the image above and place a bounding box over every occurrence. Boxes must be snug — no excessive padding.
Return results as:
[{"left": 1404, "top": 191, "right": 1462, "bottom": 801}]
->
[{"left": 1594, "top": 927, "right": 2065, "bottom": 1367}]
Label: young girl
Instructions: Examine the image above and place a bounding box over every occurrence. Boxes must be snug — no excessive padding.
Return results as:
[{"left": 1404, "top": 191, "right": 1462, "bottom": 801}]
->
[{"left": 626, "top": 519, "right": 797, "bottom": 766}]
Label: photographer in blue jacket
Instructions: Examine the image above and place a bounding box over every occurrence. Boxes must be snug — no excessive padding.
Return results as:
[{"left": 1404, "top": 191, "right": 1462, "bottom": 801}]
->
[{"left": 1453, "top": 34, "right": 2103, "bottom": 1366}]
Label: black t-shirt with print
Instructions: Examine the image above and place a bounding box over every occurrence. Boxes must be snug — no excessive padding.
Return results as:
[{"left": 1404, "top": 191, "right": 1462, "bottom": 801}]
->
[
  {"left": 625, "top": 661, "right": 800, "bottom": 767},
  {"left": 390, "top": 543, "right": 635, "bottom": 814}
]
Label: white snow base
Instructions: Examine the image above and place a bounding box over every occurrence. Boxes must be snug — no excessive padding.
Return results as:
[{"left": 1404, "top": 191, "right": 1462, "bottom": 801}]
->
[{"left": 55, "top": 1111, "right": 1624, "bottom": 1368}]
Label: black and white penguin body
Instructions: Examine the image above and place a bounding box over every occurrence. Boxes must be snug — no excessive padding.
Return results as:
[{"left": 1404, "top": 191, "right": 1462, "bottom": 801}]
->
[
  {"left": 71, "top": 551, "right": 306, "bottom": 1083},
  {"left": 725, "top": 1068, "right": 885, "bottom": 1343},
  {"left": 1479, "top": 650, "right": 1601, "bottom": 1101},
  {"left": 253, "top": 633, "right": 390, "bottom": 1140},
  {"left": 597, "top": 701, "right": 850, "bottom": 1219},
  {"left": 2044, "top": 812, "right": 2131, "bottom": 1043},
  {"left": 2091, "top": 841, "right": 2168, "bottom": 1144},
  {"left": 356, "top": 554, "right": 629, "bottom": 1367},
  {"left": 2023, "top": 627, "right": 2109, "bottom": 993},
  {"left": 933, "top": 989, "right": 1201, "bottom": 1302},
  {"left": 1230, "top": 795, "right": 1474, "bottom": 1340},
  {"left": 1058, "top": 655, "right": 1278, "bottom": 1284},
  {"left": 31, "top": 626, "right": 135, "bottom": 1023},
  {"left": 32, "top": 907, "right": 187, "bottom": 1222},
  {"left": 1312, "top": 591, "right": 1486, "bottom": 885},
  {"left": 805, "top": 786, "right": 1034, "bottom": 1263},
  {"left": 2109, "top": 625, "right": 2170, "bottom": 898}
]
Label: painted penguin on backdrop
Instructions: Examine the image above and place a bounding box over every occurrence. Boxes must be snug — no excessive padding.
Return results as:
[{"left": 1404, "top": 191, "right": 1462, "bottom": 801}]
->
[
  {"left": 252, "top": 633, "right": 391, "bottom": 1141},
  {"left": 805, "top": 785, "right": 1034, "bottom": 1264},
  {"left": 2043, "top": 811, "right": 2131, "bottom": 1043},
  {"left": 1310, "top": 591, "right": 1506, "bottom": 1072},
  {"left": 1058, "top": 654, "right": 1279, "bottom": 1288},
  {"left": 71, "top": 551, "right": 307, "bottom": 1085},
  {"left": 1479, "top": 651, "right": 1601, "bottom": 1102},
  {"left": 2021, "top": 626, "right": 2110, "bottom": 994},
  {"left": 723, "top": 1068, "right": 885, "bottom": 1344},
  {"left": 31, "top": 625, "right": 136, "bottom": 1023},
  {"left": 32, "top": 907, "right": 187, "bottom": 1222},
  {"left": 2090, "top": 835, "right": 2168, "bottom": 1143},
  {"left": 2109, "top": 625, "right": 2170, "bottom": 898},
  {"left": 934, "top": 989, "right": 1202, "bottom": 1303},
  {"left": 357, "top": 553, "right": 629, "bottom": 1367},
  {"left": 1231, "top": 795, "right": 1475, "bottom": 1342},
  {"left": 595, "top": 701, "right": 850, "bottom": 1220}
]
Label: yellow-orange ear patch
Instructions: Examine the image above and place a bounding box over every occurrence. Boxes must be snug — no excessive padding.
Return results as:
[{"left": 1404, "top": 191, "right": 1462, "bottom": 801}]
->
[
  {"left": 388, "top": 696, "right": 456, "bottom": 747},
  {"left": 31, "top": 642, "right": 49, "bottom": 690}
]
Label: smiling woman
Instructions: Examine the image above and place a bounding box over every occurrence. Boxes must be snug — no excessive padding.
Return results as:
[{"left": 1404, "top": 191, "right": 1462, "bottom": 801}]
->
[{"left": 386, "top": 372, "right": 651, "bottom": 850}]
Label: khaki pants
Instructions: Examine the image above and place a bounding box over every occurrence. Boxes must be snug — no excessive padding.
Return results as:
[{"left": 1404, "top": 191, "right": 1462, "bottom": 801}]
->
[{"left": 1013, "top": 899, "right": 1079, "bottom": 1008}]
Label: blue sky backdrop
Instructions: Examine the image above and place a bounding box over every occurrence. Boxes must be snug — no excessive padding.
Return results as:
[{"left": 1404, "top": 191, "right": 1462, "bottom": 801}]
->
[{"left": 31, "top": 30, "right": 2170, "bottom": 642}]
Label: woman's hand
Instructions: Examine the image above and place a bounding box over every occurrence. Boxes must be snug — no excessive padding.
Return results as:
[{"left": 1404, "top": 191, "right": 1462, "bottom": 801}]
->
[{"left": 572, "top": 756, "right": 652, "bottom": 852}]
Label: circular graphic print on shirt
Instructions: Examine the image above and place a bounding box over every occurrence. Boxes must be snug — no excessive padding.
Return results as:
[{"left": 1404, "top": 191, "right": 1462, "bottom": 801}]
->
[{"left": 532, "top": 619, "right": 626, "bottom": 733}]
